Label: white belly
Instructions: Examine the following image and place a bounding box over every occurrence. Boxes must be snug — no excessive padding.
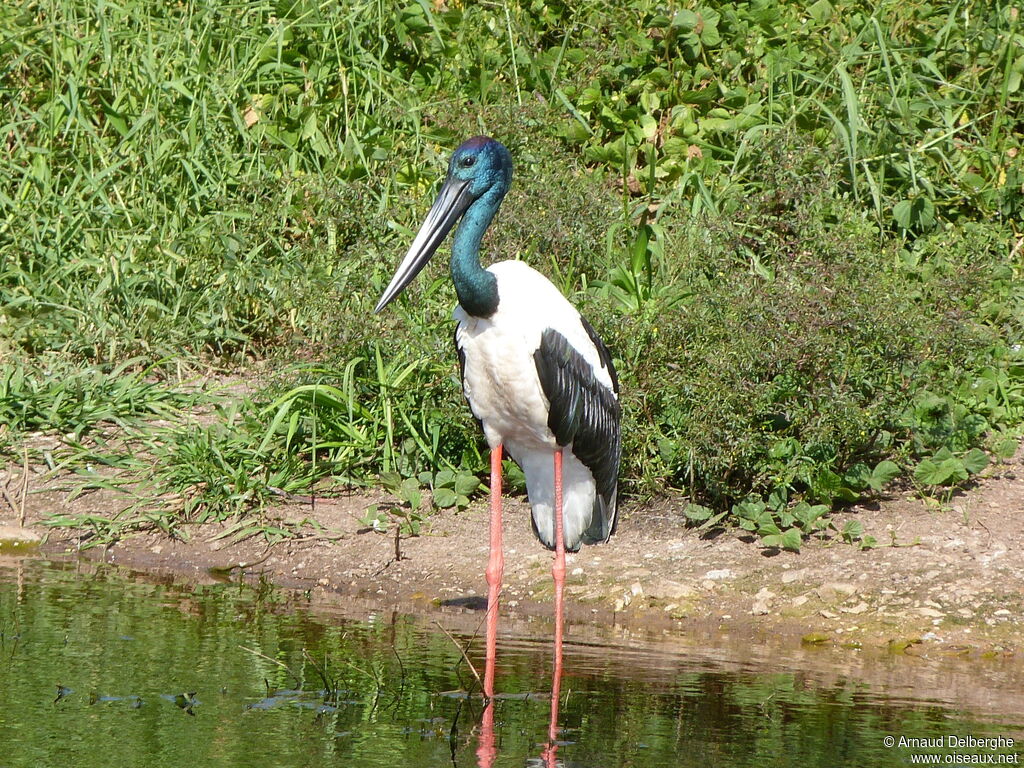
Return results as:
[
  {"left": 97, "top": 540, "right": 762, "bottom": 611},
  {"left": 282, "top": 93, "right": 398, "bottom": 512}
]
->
[
  {"left": 457, "top": 315, "right": 554, "bottom": 451},
  {"left": 454, "top": 266, "right": 600, "bottom": 550}
]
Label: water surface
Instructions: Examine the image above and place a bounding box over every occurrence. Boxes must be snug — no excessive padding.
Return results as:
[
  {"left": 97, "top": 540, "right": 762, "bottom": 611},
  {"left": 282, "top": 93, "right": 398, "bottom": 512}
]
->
[{"left": 1, "top": 557, "right": 1020, "bottom": 767}]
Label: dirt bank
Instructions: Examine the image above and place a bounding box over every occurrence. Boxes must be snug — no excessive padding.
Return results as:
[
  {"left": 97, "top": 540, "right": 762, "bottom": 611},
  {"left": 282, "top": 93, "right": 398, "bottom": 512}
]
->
[{"left": 2, "top": 446, "right": 1022, "bottom": 658}]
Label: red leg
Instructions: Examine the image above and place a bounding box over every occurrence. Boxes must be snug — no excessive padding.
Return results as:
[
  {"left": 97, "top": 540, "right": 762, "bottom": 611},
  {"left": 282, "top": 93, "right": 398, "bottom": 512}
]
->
[
  {"left": 483, "top": 444, "right": 504, "bottom": 702},
  {"left": 545, "top": 447, "right": 566, "bottom": 757}
]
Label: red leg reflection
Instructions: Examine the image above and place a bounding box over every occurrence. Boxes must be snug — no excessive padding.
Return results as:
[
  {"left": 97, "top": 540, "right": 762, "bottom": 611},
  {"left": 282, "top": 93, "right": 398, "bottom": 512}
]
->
[{"left": 476, "top": 698, "right": 496, "bottom": 768}]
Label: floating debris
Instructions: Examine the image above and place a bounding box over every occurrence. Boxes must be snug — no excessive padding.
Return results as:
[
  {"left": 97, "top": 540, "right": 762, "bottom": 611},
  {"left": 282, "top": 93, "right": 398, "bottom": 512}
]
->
[
  {"left": 158, "top": 692, "right": 198, "bottom": 715},
  {"left": 88, "top": 693, "right": 143, "bottom": 708},
  {"left": 54, "top": 685, "right": 73, "bottom": 703}
]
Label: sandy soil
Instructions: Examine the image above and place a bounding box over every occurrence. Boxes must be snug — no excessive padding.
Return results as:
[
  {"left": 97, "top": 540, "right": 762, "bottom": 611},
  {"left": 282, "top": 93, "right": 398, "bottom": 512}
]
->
[{"left": 2, "top": 444, "right": 1022, "bottom": 661}]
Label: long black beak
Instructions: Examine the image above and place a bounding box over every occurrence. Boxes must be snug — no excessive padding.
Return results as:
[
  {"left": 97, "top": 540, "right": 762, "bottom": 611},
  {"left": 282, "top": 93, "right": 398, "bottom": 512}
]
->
[{"left": 374, "top": 176, "right": 474, "bottom": 313}]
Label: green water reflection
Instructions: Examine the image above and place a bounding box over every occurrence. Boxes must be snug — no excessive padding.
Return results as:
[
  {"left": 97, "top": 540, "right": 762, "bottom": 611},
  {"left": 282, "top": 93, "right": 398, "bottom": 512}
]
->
[{"left": 0, "top": 559, "right": 1020, "bottom": 767}]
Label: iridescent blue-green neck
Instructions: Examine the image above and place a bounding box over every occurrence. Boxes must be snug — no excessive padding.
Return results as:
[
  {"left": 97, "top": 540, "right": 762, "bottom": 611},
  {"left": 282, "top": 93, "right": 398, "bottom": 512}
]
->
[{"left": 450, "top": 192, "right": 501, "bottom": 318}]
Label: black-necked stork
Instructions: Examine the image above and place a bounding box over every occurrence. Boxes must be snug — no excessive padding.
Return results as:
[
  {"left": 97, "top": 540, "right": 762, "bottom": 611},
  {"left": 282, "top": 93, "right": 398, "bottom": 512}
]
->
[{"left": 374, "top": 136, "right": 622, "bottom": 722}]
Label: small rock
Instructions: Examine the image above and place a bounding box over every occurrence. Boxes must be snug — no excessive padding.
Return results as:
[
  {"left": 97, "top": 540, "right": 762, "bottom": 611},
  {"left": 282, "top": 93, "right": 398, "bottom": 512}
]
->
[
  {"left": 701, "top": 579, "right": 716, "bottom": 591},
  {"left": 820, "top": 610, "right": 839, "bottom": 619},
  {"left": 792, "top": 595, "right": 809, "bottom": 607},
  {"left": 816, "top": 582, "right": 858, "bottom": 601},
  {"left": 649, "top": 579, "right": 698, "bottom": 601},
  {"left": 993, "top": 609, "right": 1011, "bottom": 616},
  {"left": 704, "top": 569, "right": 733, "bottom": 581},
  {"left": 751, "top": 588, "right": 775, "bottom": 615},
  {"left": 630, "top": 582, "right": 644, "bottom": 597},
  {"left": 150, "top": 545, "right": 164, "bottom": 555},
  {"left": 781, "top": 569, "right": 808, "bottom": 584},
  {"left": 841, "top": 601, "right": 869, "bottom": 615},
  {"left": 917, "top": 607, "right": 944, "bottom": 618}
]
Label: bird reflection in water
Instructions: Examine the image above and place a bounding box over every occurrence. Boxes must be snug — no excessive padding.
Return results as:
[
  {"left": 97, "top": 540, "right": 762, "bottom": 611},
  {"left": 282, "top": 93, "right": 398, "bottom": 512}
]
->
[{"left": 473, "top": 646, "right": 564, "bottom": 768}]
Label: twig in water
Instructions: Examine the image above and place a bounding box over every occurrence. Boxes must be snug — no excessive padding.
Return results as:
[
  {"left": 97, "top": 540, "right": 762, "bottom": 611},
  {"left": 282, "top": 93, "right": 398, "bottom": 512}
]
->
[
  {"left": 302, "top": 648, "right": 338, "bottom": 696},
  {"left": 238, "top": 645, "right": 303, "bottom": 689},
  {"left": 391, "top": 641, "right": 406, "bottom": 692},
  {"left": 433, "top": 621, "right": 482, "bottom": 690}
]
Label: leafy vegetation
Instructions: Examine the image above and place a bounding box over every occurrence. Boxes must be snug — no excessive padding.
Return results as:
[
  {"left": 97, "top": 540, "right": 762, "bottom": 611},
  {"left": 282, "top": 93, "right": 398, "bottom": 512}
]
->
[{"left": 1, "top": 0, "right": 1022, "bottom": 548}]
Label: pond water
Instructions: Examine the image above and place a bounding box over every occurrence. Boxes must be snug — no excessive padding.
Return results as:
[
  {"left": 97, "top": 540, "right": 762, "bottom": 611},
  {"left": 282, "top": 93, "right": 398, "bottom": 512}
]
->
[{"left": 1, "top": 557, "right": 1021, "bottom": 768}]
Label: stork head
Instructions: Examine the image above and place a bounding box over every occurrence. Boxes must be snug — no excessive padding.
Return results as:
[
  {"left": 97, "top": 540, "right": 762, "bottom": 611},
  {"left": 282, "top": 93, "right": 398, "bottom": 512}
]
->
[
  {"left": 374, "top": 136, "right": 512, "bottom": 313},
  {"left": 446, "top": 136, "right": 513, "bottom": 201}
]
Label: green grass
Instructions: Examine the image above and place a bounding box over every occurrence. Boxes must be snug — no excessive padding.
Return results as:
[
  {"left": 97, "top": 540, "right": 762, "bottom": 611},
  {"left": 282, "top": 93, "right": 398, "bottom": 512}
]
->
[{"left": 1, "top": 0, "right": 1022, "bottom": 548}]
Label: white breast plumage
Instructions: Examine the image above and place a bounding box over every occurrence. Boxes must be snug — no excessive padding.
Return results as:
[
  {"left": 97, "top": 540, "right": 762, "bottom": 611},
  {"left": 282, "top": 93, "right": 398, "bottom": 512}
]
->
[{"left": 454, "top": 260, "right": 621, "bottom": 552}]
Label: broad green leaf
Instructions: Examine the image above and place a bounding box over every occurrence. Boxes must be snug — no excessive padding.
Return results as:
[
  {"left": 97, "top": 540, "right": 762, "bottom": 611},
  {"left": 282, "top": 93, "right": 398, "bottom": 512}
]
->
[
  {"left": 780, "top": 528, "right": 803, "bottom": 552},
  {"left": 961, "top": 448, "right": 989, "bottom": 475},
  {"left": 671, "top": 9, "right": 698, "bottom": 30},
  {"left": 432, "top": 487, "right": 458, "bottom": 508},
  {"left": 995, "top": 438, "right": 1018, "bottom": 460},
  {"left": 807, "top": 0, "right": 833, "bottom": 23},
  {"left": 454, "top": 473, "right": 479, "bottom": 496},
  {"left": 379, "top": 472, "right": 402, "bottom": 493},
  {"left": 685, "top": 503, "right": 714, "bottom": 521},
  {"left": 793, "top": 502, "right": 829, "bottom": 528},
  {"left": 400, "top": 477, "right": 422, "bottom": 510},
  {"left": 867, "top": 460, "right": 901, "bottom": 491},
  {"left": 893, "top": 199, "right": 913, "bottom": 229},
  {"left": 841, "top": 520, "right": 864, "bottom": 541},
  {"left": 843, "top": 462, "right": 871, "bottom": 490},
  {"left": 677, "top": 88, "right": 716, "bottom": 105},
  {"left": 913, "top": 456, "right": 958, "bottom": 487}
]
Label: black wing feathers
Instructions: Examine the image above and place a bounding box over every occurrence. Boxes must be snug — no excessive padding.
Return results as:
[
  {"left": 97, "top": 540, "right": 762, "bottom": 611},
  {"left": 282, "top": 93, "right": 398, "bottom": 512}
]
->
[
  {"left": 581, "top": 316, "right": 619, "bottom": 394},
  {"left": 533, "top": 322, "right": 621, "bottom": 544}
]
